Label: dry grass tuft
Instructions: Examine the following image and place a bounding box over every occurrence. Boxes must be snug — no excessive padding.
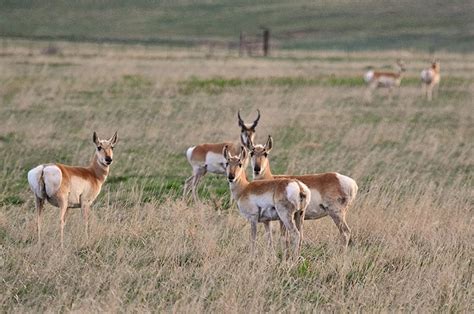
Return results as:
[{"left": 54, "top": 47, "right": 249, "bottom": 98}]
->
[{"left": 0, "top": 40, "right": 472, "bottom": 312}]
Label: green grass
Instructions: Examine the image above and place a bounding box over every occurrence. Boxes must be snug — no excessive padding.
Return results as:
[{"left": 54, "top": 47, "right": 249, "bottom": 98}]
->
[
  {"left": 0, "top": 41, "right": 472, "bottom": 311},
  {"left": 0, "top": 0, "right": 473, "bottom": 52},
  {"left": 180, "top": 75, "right": 471, "bottom": 94}
]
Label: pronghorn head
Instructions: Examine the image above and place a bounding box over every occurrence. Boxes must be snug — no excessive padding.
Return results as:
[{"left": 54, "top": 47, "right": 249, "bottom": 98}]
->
[
  {"left": 93, "top": 131, "right": 118, "bottom": 167},
  {"left": 431, "top": 59, "right": 440, "bottom": 71},
  {"left": 223, "top": 145, "right": 247, "bottom": 183},
  {"left": 249, "top": 135, "right": 272, "bottom": 176},
  {"left": 396, "top": 59, "right": 406, "bottom": 72},
  {"left": 238, "top": 109, "right": 260, "bottom": 149}
]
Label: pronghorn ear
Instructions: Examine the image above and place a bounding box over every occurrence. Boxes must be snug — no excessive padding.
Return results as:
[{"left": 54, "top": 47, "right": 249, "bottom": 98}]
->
[
  {"left": 266, "top": 135, "right": 273, "bottom": 153},
  {"left": 223, "top": 145, "right": 230, "bottom": 160},
  {"left": 109, "top": 131, "right": 118, "bottom": 146},
  {"left": 93, "top": 131, "right": 100, "bottom": 146}
]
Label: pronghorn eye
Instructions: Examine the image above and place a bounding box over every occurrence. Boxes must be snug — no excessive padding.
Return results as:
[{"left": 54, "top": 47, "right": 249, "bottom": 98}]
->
[
  {"left": 264, "top": 152, "right": 268, "bottom": 157},
  {"left": 97, "top": 146, "right": 102, "bottom": 151},
  {"left": 238, "top": 163, "right": 242, "bottom": 168},
  {"left": 250, "top": 152, "right": 254, "bottom": 157}
]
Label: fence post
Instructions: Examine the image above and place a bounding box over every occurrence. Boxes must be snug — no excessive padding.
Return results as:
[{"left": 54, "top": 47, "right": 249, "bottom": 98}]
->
[{"left": 262, "top": 28, "right": 270, "bottom": 56}]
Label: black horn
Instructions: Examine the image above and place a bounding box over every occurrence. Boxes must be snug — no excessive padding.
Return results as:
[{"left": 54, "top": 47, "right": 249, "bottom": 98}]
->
[
  {"left": 251, "top": 109, "right": 261, "bottom": 129},
  {"left": 237, "top": 110, "right": 245, "bottom": 128}
]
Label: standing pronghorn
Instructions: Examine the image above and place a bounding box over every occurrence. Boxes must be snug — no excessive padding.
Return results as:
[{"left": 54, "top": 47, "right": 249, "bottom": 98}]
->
[
  {"left": 249, "top": 136, "right": 358, "bottom": 247},
  {"left": 364, "top": 60, "right": 406, "bottom": 101},
  {"left": 183, "top": 110, "right": 260, "bottom": 203},
  {"left": 421, "top": 60, "right": 440, "bottom": 101},
  {"left": 27, "top": 131, "right": 118, "bottom": 248},
  {"left": 223, "top": 145, "right": 311, "bottom": 257}
]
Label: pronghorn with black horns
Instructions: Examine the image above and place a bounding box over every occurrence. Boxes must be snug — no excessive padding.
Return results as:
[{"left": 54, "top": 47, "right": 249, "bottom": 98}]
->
[
  {"left": 421, "top": 59, "right": 440, "bottom": 101},
  {"left": 183, "top": 109, "right": 260, "bottom": 203},
  {"left": 223, "top": 145, "right": 311, "bottom": 257},
  {"left": 364, "top": 59, "right": 406, "bottom": 101},
  {"left": 249, "top": 136, "right": 358, "bottom": 247},
  {"left": 27, "top": 131, "right": 118, "bottom": 248}
]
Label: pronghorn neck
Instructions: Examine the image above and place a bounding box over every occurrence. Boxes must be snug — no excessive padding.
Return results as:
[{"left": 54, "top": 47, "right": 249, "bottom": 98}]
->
[
  {"left": 90, "top": 153, "right": 109, "bottom": 182},
  {"left": 229, "top": 171, "right": 250, "bottom": 201},
  {"left": 255, "top": 160, "right": 274, "bottom": 180}
]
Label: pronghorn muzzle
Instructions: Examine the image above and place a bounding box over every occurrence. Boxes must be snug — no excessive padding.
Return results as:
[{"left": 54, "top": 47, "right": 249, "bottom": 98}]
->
[{"left": 105, "top": 156, "right": 113, "bottom": 165}]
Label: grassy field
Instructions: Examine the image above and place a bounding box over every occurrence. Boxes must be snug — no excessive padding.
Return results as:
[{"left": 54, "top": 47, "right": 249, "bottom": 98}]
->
[
  {"left": 0, "top": 39, "right": 473, "bottom": 311},
  {"left": 1, "top": 0, "right": 473, "bottom": 51}
]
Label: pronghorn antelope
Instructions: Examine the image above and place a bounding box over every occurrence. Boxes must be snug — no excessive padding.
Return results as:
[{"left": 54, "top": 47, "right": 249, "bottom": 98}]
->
[
  {"left": 27, "top": 131, "right": 118, "bottom": 248},
  {"left": 183, "top": 110, "right": 260, "bottom": 203},
  {"left": 364, "top": 60, "right": 406, "bottom": 100},
  {"left": 249, "top": 136, "right": 358, "bottom": 247},
  {"left": 421, "top": 60, "right": 440, "bottom": 101},
  {"left": 223, "top": 145, "right": 311, "bottom": 256}
]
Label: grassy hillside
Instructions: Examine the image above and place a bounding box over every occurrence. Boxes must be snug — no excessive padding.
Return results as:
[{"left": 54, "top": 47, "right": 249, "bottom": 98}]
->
[
  {"left": 0, "top": 40, "right": 472, "bottom": 311},
  {"left": 1, "top": 0, "right": 473, "bottom": 51}
]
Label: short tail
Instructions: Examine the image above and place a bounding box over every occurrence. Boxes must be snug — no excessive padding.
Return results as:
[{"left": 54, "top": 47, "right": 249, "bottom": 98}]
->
[
  {"left": 27, "top": 165, "right": 47, "bottom": 200},
  {"left": 295, "top": 180, "right": 311, "bottom": 212}
]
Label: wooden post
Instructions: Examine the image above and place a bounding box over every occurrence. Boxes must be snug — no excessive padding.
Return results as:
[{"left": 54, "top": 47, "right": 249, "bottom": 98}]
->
[{"left": 262, "top": 28, "right": 270, "bottom": 57}]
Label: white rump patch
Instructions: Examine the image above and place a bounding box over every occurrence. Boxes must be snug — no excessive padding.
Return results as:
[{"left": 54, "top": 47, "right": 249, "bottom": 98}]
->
[
  {"left": 186, "top": 146, "right": 195, "bottom": 163},
  {"left": 42, "top": 165, "right": 62, "bottom": 198},
  {"left": 205, "top": 152, "right": 226, "bottom": 174},
  {"left": 364, "top": 70, "right": 374, "bottom": 83},
  {"left": 336, "top": 173, "right": 358, "bottom": 202},
  {"left": 420, "top": 69, "right": 433, "bottom": 84},
  {"left": 28, "top": 165, "right": 45, "bottom": 199},
  {"left": 285, "top": 181, "right": 300, "bottom": 207}
]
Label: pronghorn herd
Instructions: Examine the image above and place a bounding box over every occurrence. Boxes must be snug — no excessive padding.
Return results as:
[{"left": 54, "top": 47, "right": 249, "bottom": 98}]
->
[
  {"left": 26, "top": 59, "right": 440, "bottom": 257},
  {"left": 364, "top": 59, "right": 441, "bottom": 101},
  {"left": 27, "top": 111, "right": 357, "bottom": 259}
]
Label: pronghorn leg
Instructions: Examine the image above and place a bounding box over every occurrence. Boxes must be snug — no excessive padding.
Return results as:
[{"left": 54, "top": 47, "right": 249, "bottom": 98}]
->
[
  {"left": 191, "top": 166, "right": 206, "bottom": 203},
  {"left": 183, "top": 175, "right": 194, "bottom": 198},
  {"left": 279, "top": 221, "right": 289, "bottom": 259},
  {"left": 276, "top": 206, "right": 300, "bottom": 257},
  {"left": 328, "top": 210, "right": 352, "bottom": 248},
  {"left": 35, "top": 196, "right": 44, "bottom": 246},
  {"left": 263, "top": 221, "right": 273, "bottom": 249},
  {"left": 365, "top": 87, "right": 372, "bottom": 102},
  {"left": 294, "top": 210, "right": 304, "bottom": 253},
  {"left": 250, "top": 219, "right": 258, "bottom": 255},
  {"left": 81, "top": 201, "right": 91, "bottom": 241},
  {"left": 427, "top": 86, "right": 433, "bottom": 101},
  {"left": 59, "top": 200, "right": 68, "bottom": 249}
]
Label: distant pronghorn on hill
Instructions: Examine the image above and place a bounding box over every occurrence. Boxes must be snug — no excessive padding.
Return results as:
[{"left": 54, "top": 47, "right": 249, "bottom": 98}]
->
[
  {"left": 421, "top": 60, "right": 440, "bottom": 101},
  {"left": 223, "top": 145, "right": 311, "bottom": 257},
  {"left": 364, "top": 60, "right": 406, "bottom": 100},
  {"left": 183, "top": 110, "right": 261, "bottom": 203},
  {"left": 27, "top": 131, "right": 118, "bottom": 248},
  {"left": 249, "top": 136, "right": 358, "bottom": 247}
]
